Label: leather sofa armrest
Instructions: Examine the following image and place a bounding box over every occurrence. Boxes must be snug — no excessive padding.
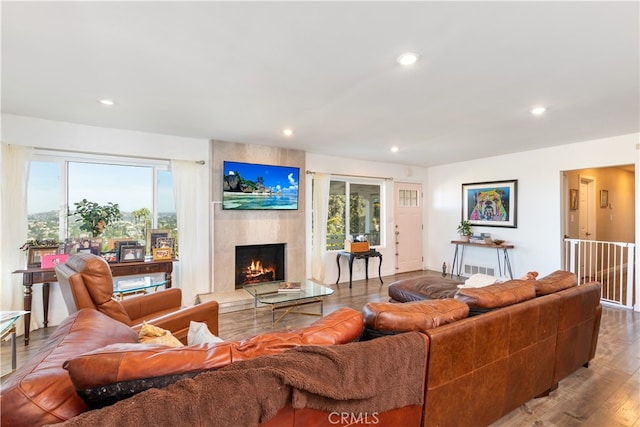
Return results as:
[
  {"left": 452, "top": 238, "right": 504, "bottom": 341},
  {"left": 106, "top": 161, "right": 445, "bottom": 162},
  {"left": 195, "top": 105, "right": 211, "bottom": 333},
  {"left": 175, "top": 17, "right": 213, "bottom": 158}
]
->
[
  {"left": 121, "top": 288, "right": 183, "bottom": 320},
  {"left": 131, "top": 300, "right": 220, "bottom": 343}
]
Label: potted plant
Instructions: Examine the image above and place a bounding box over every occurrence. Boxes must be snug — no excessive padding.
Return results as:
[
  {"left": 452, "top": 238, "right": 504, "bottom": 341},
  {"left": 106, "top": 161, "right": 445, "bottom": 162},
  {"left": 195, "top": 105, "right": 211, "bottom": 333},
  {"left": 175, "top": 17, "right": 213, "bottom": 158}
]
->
[
  {"left": 457, "top": 220, "right": 472, "bottom": 242},
  {"left": 70, "top": 199, "right": 122, "bottom": 238}
]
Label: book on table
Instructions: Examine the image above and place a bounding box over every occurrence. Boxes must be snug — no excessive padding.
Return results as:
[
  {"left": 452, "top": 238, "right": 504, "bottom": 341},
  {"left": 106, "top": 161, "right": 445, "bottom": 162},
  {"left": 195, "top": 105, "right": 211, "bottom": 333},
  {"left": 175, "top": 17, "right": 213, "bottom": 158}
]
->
[{"left": 278, "top": 281, "right": 302, "bottom": 293}]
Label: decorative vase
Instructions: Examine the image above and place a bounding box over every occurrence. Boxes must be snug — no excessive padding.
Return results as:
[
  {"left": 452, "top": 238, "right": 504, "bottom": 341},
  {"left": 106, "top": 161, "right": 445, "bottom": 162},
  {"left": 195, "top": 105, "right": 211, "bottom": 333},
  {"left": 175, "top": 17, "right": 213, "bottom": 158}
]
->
[{"left": 459, "top": 235, "right": 470, "bottom": 243}]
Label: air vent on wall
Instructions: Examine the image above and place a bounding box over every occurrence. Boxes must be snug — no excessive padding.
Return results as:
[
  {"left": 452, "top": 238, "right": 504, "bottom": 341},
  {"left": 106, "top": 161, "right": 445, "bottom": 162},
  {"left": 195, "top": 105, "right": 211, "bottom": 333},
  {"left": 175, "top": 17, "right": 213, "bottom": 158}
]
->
[{"left": 463, "top": 265, "right": 496, "bottom": 277}]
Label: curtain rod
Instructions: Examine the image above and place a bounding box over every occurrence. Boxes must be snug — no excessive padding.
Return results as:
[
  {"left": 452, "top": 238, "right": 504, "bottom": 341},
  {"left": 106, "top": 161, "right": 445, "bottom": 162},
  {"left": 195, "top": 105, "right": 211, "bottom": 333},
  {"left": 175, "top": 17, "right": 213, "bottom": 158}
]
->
[
  {"left": 306, "top": 170, "right": 393, "bottom": 181},
  {"left": 34, "top": 147, "right": 205, "bottom": 164}
]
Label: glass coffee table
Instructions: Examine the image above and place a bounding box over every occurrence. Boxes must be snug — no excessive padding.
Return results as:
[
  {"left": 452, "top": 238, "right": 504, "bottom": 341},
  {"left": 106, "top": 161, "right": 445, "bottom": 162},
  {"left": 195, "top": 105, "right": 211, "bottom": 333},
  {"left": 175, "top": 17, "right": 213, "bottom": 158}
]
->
[
  {"left": 243, "top": 280, "right": 334, "bottom": 326},
  {"left": 113, "top": 277, "right": 168, "bottom": 300}
]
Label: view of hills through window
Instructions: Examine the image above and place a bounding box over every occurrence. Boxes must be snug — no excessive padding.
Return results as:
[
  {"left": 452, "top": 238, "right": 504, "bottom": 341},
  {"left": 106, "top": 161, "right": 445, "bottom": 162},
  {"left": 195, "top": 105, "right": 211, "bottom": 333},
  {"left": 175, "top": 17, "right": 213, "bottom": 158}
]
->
[{"left": 27, "top": 160, "right": 176, "bottom": 253}]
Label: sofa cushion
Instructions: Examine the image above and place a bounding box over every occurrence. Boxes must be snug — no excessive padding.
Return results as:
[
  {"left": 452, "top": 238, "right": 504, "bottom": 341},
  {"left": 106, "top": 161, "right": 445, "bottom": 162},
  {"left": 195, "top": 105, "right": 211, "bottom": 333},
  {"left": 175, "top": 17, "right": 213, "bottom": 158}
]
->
[
  {"left": 388, "top": 276, "right": 461, "bottom": 302},
  {"left": 63, "top": 307, "right": 364, "bottom": 406},
  {"left": 534, "top": 270, "right": 577, "bottom": 296},
  {"left": 363, "top": 299, "right": 469, "bottom": 333},
  {"left": 454, "top": 280, "right": 536, "bottom": 311},
  {"left": 0, "top": 309, "right": 139, "bottom": 427}
]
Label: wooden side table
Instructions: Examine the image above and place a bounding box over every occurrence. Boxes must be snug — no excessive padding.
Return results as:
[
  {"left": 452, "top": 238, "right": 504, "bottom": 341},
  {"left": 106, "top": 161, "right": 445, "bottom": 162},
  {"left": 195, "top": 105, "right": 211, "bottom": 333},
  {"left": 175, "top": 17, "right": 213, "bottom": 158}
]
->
[
  {"left": 450, "top": 240, "right": 514, "bottom": 279},
  {"left": 336, "top": 250, "right": 383, "bottom": 288}
]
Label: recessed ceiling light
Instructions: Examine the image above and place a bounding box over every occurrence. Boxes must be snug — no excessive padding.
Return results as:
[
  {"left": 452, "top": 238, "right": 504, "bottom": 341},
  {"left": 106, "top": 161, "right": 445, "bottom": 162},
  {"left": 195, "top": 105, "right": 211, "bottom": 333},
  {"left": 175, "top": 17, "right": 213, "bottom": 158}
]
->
[
  {"left": 397, "top": 52, "right": 419, "bottom": 66},
  {"left": 530, "top": 106, "right": 547, "bottom": 115},
  {"left": 98, "top": 99, "right": 115, "bottom": 106},
  {"left": 282, "top": 128, "right": 294, "bottom": 137},
  {"left": 390, "top": 146, "right": 399, "bottom": 153}
]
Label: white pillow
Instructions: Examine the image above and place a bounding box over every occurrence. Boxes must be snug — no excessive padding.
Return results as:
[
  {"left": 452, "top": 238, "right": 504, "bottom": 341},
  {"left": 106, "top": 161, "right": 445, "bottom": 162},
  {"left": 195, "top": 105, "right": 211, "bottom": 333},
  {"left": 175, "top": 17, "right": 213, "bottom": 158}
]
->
[
  {"left": 457, "top": 273, "right": 508, "bottom": 289},
  {"left": 187, "top": 321, "right": 224, "bottom": 345}
]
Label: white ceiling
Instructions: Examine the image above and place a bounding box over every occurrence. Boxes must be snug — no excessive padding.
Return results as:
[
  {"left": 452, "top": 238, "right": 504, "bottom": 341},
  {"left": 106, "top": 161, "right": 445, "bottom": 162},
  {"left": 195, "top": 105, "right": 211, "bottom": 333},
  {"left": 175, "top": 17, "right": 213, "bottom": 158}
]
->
[{"left": 2, "top": 1, "right": 638, "bottom": 168}]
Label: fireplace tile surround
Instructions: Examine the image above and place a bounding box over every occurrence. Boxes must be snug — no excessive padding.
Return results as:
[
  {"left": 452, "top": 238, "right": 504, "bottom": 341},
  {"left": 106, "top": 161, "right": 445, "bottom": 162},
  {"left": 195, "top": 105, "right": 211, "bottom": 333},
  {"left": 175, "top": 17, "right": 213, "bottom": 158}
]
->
[{"left": 211, "top": 140, "right": 306, "bottom": 300}]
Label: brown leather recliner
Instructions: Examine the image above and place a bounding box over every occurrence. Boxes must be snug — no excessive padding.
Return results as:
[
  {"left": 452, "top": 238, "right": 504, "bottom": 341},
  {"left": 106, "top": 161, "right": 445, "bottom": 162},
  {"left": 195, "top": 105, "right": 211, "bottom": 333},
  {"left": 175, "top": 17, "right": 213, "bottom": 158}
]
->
[{"left": 55, "top": 252, "right": 218, "bottom": 343}]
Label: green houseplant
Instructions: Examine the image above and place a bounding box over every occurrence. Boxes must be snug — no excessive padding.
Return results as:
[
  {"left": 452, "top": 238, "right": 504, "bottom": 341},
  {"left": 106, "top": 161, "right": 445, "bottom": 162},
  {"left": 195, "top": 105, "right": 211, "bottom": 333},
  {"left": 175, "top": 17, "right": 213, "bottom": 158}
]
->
[
  {"left": 70, "top": 199, "right": 122, "bottom": 238},
  {"left": 457, "top": 220, "right": 472, "bottom": 242}
]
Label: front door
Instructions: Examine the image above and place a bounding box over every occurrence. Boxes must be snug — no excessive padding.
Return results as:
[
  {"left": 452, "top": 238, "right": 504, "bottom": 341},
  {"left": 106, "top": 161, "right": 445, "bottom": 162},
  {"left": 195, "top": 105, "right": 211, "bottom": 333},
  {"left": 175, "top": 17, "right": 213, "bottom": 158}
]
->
[{"left": 394, "top": 182, "right": 423, "bottom": 273}]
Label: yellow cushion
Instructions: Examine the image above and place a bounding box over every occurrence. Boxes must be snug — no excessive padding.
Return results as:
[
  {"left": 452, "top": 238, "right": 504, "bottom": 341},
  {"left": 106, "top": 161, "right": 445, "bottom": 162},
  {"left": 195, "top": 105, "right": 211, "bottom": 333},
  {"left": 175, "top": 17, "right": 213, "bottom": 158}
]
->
[{"left": 138, "top": 322, "right": 184, "bottom": 348}]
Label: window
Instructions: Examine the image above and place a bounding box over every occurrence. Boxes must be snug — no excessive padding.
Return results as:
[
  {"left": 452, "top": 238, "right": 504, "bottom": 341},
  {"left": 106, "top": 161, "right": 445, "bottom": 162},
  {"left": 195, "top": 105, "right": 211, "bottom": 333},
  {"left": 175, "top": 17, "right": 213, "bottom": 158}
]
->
[
  {"left": 326, "top": 179, "right": 382, "bottom": 250},
  {"left": 27, "top": 153, "right": 175, "bottom": 254},
  {"left": 27, "top": 161, "right": 61, "bottom": 240},
  {"left": 399, "top": 189, "right": 419, "bottom": 207}
]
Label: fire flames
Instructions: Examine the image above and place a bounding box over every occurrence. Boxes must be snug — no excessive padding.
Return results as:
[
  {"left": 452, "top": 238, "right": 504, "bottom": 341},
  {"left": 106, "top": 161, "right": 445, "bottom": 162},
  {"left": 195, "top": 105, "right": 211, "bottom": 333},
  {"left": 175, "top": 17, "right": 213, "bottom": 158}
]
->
[{"left": 242, "top": 259, "right": 275, "bottom": 284}]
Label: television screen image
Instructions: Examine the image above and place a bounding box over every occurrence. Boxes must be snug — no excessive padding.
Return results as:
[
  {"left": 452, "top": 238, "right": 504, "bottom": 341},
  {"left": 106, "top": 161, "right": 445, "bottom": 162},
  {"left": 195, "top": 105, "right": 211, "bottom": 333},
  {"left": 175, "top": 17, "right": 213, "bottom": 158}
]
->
[{"left": 223, "top": 161, "right": 299, "bottom": 210}]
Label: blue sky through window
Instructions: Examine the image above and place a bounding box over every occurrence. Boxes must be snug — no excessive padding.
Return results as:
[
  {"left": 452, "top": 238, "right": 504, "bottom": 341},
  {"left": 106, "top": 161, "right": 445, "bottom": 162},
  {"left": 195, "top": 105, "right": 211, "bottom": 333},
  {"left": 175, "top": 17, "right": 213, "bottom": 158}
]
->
[{"left": 28, "top": 161, "right": 175, "bottom": 214}]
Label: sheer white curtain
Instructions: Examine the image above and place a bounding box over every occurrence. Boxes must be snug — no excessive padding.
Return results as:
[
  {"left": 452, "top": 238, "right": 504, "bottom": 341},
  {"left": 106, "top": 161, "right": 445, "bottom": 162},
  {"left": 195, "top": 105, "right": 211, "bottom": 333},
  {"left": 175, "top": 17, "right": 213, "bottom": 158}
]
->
[
  {"left": 1, "top": 143, "right": 34, "bottom": 332},
  {"left": 311, "top": 173, "right": 331, "bottom": 282},
  {"left": 170, "top": 160, "right": 210, "bottom": 304}
]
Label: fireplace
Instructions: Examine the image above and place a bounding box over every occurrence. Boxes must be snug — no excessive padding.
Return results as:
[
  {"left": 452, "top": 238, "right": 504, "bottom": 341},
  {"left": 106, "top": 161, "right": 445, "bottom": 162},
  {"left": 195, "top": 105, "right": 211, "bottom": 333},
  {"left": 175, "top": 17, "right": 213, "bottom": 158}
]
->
[{"left": 235, "top": 243, "right": 285, "bottom": 289}]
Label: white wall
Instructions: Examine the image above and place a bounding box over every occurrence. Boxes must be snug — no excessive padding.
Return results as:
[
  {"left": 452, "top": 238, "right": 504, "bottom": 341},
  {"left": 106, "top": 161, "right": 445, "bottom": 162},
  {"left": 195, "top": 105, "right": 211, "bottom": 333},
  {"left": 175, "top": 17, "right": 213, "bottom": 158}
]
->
[
  {"left": 426, "top": 133, "right": 639, "bottom": 286},
  {"left": 2, "top": 114, "right": 208, "bottom": 161},
  {"left": 2, "top": 114, "right": 211, "bottom": 327},
  {"left": 305, "top": 153, "right": 428, "bottom": 285}
]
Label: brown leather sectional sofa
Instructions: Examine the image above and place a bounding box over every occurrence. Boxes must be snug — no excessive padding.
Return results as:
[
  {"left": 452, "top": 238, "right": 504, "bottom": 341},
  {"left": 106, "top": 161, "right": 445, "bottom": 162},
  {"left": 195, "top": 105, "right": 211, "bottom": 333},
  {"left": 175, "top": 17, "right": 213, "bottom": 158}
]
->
[
  {"left": 0, "top": 270, "right": 601, "bottom": 427},
  {"left": 363, "top": 270, "right": 602, "bottom": 426},
  {"left": 2, "top": 306, "right": 427, "bottom": 427}
]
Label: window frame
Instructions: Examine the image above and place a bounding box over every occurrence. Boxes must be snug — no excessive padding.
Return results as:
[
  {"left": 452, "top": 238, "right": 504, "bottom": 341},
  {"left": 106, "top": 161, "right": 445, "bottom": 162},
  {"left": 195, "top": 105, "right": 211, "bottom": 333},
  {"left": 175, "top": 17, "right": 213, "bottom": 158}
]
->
[
  {"left": 326, "top": 177, "right": 385, "bottom": 251},
  {"left": 29, "top": 150, "right": 172, "bottom": 241}
]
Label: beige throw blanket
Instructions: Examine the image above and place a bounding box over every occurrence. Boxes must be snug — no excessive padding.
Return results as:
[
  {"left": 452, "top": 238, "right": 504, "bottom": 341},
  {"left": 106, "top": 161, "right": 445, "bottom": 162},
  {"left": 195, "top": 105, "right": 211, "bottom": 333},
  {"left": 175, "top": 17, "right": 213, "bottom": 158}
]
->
[{"left": 56, "top": 332, "right": 427, "bottom": 427}]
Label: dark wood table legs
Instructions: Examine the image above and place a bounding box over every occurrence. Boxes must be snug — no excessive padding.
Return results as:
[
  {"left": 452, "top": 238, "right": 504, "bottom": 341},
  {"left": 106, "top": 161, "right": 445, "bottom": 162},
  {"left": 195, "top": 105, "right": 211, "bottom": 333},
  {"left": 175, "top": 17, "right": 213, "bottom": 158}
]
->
[{"left": 335, "top": 250, "right": 383, "bottom": 288}]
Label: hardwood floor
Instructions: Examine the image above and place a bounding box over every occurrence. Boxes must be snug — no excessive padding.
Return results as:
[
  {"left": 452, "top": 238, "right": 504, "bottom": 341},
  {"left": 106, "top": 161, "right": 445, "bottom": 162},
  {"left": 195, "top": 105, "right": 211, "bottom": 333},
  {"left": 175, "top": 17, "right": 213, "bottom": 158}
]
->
[{"left": 2, "top": 270, "right": 639, "bottom": 426}]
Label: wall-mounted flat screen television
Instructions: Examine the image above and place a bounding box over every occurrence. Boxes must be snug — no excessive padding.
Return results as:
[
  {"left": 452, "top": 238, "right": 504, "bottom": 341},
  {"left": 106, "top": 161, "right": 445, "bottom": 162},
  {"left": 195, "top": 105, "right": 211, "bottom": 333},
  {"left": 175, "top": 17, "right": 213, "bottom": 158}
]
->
[{"left": 223, "top": 161, "right": 300, "bottom": 210}]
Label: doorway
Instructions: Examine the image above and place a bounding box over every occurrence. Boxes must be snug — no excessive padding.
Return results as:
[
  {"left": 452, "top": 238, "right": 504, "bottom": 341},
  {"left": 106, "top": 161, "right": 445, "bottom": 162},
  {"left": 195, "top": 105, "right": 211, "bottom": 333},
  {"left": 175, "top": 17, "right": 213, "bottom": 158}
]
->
[
  {"left": 394, "top": 182, "right": 423, "bottom": 273},
  {"left": 562, "top": 165, "right": 636, "bottom": 309},
  {"left": 563, "top": 165, "right": 635, "bottom": 243},
  {"left": 578, "top": 175, "right": 596, "bottom": 240}
]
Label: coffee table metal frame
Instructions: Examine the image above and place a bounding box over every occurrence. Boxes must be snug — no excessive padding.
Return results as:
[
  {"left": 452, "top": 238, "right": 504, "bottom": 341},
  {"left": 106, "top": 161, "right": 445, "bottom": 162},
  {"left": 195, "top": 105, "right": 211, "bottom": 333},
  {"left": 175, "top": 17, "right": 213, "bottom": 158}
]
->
[
  {"left": 243, "top": 280, "right": 334, "bottom": 326},
  {"left": 1, "top": 310, "right": 29, "bottom": 375}
]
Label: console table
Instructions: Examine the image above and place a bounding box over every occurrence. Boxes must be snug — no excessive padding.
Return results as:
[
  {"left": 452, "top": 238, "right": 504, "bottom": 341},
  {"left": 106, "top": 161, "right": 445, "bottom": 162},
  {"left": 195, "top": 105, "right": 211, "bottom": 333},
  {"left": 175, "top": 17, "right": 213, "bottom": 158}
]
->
[
  {"left": 335, "top": 250, "right": 383, "bottom": 288},
  {"left": 450, "top": 240, "right": 514, "bottom": 280},
  {"left": 13, "top": 259, "right": 174, "bottom": 345}
]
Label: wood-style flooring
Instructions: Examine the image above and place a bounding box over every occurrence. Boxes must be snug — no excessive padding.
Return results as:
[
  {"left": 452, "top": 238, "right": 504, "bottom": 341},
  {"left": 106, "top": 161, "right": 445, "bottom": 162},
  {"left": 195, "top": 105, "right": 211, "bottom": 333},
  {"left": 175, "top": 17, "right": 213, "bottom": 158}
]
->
[{"left": 2, "top": 270, "right": 639, "bottom": 426}]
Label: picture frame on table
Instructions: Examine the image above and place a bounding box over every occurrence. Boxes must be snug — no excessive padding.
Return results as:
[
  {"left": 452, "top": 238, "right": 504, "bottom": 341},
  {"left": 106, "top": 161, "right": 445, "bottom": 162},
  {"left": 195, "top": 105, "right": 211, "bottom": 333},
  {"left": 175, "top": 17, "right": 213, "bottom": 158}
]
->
[
  {"left": 41, "top": 254, "right": 69, "bottom": 269},
  {"left": 155, "top": 237, "right": 175, "bottom": 253},
  {"left": 461, "top": 179, "right": 517, "bottom": 228},
  {"left": 119, "top": 245, "right": 145, "bottom": 263},
  {"left": 152, "top": 247, "right": 173, "bottom": 261},
  {"left": 114, "top": 240, "right": 138, "bottom": 262},
  {"left": 570, "top": 188, "right": 579, "bottom": 210},
  {"left": 27, "top": 246, "right": 59, "bottom": 268},
  {"left": 146, "top": 229, "right": 171, "bottom": 254}
]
